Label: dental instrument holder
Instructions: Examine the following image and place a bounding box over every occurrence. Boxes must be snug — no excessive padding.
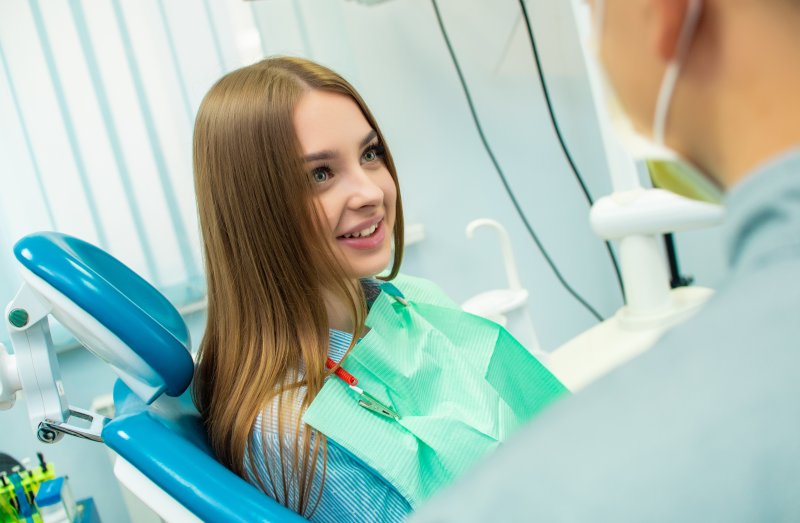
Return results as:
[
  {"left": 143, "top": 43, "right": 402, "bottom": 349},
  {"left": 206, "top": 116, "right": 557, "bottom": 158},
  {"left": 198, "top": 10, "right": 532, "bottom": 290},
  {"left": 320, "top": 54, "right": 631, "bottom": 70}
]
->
[
  {"left": 461, "top": 219, "right": 544, "bottom": 358},
  {"left": 545, "top": 1, "right": 724, "bottom": 390}
]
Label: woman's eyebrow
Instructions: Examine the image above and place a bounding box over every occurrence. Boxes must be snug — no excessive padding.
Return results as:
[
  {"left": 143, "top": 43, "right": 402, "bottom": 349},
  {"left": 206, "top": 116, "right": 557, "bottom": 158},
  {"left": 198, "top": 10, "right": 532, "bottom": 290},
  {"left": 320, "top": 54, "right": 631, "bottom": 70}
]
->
[
  {"left": 303, "top": 150, "right": 336, "bottom": 163},
  {"left": 303, "top": 130, "right": 378, "bottom": 163},
  {"left": 360, "top": 129, "right": 377, "bottom": 148}
]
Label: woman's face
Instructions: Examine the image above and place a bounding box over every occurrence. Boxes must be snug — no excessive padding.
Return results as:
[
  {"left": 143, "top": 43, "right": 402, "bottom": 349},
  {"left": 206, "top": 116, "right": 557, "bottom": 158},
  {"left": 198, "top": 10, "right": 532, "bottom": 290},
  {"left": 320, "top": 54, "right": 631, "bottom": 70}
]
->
[{"left": 294, "top": 89, "right": 397, "bottom": 279}]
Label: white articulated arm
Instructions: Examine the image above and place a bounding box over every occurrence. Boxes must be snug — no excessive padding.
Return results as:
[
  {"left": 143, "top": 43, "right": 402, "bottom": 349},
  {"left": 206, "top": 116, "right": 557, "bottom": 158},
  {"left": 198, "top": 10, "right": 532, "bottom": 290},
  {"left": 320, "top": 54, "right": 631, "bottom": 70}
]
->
[
  {"left": 540, "top": 2, "right": 724, "bottom": 391},
  {"left": 5, "top": 282, "right": 69, "bottom": 442},
  {"left": 4, "top": 282, "right": 108, "bottom": 443},
  {"left": 590, "top": 188, "right": 724, "bottom": 240},
  {"left": 591, "top": 188, "right": 724, "bottom": 316}
]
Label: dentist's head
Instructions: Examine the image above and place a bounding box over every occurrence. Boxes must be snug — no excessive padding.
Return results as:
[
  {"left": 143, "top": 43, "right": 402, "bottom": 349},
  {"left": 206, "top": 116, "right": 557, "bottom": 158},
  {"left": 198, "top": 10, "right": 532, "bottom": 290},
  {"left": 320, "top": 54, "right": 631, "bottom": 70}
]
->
[{"left": 590, "top": 0, "right": 800, "bottom": 188}]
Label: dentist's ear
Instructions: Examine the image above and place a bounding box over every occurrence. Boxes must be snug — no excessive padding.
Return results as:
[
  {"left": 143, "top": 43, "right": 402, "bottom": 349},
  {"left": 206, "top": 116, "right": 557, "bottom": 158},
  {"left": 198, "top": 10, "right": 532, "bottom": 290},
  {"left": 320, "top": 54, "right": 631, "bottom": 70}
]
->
[{"left": 652, "top": 0, "right": 702, "bottom": 61}]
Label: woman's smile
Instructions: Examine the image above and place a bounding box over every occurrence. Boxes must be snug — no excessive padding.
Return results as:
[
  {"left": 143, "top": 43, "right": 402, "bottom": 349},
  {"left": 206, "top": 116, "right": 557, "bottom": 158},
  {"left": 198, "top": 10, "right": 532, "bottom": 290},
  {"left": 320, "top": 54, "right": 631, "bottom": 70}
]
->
[{"left": 336, "top": 218, "right": 386, "bottom": 250}]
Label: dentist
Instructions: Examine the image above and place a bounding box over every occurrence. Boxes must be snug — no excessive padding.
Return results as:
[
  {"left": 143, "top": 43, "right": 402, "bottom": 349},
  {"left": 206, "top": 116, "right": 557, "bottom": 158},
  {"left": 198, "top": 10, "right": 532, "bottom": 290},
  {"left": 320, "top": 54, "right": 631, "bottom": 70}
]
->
[{"left": 412, "top": 0, "right": 800, "bottom": 520}]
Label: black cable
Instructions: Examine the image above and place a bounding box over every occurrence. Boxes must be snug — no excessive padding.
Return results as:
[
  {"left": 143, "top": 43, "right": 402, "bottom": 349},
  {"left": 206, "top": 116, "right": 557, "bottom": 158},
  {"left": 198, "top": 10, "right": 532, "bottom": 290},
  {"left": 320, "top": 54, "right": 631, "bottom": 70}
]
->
[
  {"left": 664, "top": 234, "right": 693, "bottom": 288},
  {"left": 517, "top": 0, "right": 625, "bottom": 299},
  {"left": 431, "top": 0, "right": 604, "bottom": 322}
]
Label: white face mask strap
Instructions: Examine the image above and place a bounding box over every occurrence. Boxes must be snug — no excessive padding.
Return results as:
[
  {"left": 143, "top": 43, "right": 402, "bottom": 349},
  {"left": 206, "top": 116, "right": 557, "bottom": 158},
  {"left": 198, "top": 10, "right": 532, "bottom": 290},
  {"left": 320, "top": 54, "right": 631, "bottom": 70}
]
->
[
  {"left": 653, "top": 0, "right": 703, "bottom": 145},
  {"left": 592, "top": 0, "right": 607, "bottom": 53}
]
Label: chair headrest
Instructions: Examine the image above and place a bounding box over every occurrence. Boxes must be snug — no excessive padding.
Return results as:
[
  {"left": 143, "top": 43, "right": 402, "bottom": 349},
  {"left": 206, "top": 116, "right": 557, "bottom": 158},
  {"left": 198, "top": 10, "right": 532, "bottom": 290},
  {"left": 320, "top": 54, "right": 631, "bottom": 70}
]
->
[{"left": 14, "top": 232, "right": 193, "bottom": 398}]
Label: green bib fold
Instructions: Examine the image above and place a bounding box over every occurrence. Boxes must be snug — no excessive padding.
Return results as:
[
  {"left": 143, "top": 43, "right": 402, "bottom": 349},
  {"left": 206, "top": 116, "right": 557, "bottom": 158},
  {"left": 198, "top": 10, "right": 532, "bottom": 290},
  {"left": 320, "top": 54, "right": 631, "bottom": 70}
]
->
[{"left": 303, "top": 275, "right": 568, "bottom": 506}]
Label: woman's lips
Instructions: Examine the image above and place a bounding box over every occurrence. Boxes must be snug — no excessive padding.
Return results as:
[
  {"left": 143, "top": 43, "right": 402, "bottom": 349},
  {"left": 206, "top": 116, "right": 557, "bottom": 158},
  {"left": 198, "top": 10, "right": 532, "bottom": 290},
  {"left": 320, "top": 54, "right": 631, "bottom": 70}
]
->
[{"left": 336, "top": 219, "right": 386, "bottom": 250}]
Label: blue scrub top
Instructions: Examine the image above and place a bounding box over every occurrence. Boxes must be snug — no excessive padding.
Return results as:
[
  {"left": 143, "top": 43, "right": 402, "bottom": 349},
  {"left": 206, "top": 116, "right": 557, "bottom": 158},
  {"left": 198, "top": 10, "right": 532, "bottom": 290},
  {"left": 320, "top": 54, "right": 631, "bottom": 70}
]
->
[{"left": 411, "top": 149, "right": 800, "bottom": 522}]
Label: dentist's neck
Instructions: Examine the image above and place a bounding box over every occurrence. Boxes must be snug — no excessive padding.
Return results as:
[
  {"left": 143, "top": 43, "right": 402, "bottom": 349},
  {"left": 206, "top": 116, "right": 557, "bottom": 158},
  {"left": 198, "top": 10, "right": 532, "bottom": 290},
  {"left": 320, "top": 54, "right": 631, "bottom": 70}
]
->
[{"left": 676, "top": 3, "right": 800, "bottom": 188}]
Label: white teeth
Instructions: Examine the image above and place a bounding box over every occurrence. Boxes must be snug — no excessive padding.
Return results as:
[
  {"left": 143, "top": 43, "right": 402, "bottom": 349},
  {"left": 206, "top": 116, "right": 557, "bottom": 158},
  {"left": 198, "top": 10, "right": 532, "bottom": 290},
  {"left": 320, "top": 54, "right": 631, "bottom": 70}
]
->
[
  {"left": 342, "top": 222, "right": 379, "bottom": 239},
  {"left": 359, "top": 224, "right": 378, "bottom": 237}
]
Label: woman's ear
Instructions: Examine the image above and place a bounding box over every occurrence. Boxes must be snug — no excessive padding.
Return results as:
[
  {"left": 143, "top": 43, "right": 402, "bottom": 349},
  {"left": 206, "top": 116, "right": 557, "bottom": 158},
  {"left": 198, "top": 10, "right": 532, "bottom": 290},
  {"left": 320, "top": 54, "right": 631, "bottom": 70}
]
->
[{"left": 651, "top": 0, "right": 696, "bottom": 61}]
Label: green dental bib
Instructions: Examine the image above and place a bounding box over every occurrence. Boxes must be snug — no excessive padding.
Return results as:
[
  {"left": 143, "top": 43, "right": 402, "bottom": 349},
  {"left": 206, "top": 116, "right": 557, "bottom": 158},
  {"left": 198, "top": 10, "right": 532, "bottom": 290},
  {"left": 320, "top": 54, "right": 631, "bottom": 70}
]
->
[{"left": 302, "top": 275, "right": 568, "bottom": 506}]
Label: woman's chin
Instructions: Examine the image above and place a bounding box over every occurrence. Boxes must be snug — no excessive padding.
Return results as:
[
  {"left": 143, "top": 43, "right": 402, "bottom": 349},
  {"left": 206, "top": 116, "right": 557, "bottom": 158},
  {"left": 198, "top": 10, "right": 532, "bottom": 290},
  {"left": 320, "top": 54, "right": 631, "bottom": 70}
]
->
[{"left": 347, "top": 254, "right": 392, "bottom": 279}]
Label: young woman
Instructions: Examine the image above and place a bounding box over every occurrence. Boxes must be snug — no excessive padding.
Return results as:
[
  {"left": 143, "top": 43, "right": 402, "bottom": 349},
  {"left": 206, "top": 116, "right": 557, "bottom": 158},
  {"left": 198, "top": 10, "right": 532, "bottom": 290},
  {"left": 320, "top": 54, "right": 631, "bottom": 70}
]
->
[
  {"left": 192, "top": 57, "right": 566, "bottom": 522},
  {"left": 192, "top": 56, "right": 410, "bottom": 521}
]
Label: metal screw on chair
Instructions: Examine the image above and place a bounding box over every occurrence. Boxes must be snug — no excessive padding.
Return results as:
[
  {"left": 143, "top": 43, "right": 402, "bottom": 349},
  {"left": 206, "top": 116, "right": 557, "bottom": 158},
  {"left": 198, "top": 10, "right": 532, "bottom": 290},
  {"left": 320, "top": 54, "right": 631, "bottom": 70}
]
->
[
  {"left": 8, "top": 309, "right": 29, "bottom": 328},
  {"left": 37, "top": 427, "right": 57, "bottom": 443}
]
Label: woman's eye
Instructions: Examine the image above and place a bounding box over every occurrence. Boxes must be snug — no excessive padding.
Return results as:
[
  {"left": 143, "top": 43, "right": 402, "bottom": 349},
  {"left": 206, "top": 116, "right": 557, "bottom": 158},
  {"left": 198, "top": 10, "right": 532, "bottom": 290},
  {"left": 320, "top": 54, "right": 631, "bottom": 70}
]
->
[
  {"left": 362, "top": 143, "right": 385, "bottom": 163},
  {"left": 311, "top": 167, "right": 331, "bottom": 184}
]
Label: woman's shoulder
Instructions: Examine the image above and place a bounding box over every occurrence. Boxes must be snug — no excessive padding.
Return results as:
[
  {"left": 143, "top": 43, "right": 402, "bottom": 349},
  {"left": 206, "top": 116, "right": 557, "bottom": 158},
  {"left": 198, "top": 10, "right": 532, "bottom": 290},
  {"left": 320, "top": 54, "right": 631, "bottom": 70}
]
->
[
  {"left": 252, "top": 386, "right": 307, "bottom": 438},
  {"left": 383, "top": 273, "right": 459, "bottom": 309}
]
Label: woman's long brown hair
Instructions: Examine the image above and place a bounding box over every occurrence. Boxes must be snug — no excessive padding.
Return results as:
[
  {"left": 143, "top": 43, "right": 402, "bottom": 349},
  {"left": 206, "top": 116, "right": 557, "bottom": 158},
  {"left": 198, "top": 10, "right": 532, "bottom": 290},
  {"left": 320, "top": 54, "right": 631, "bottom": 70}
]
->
[{"left": 192, "top": 57, "right": 404, "bottom": 517}]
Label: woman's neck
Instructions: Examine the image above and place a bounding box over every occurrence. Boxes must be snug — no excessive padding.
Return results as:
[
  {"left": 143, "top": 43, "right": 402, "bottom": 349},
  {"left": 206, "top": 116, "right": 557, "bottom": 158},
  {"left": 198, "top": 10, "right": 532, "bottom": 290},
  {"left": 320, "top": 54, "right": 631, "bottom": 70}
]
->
[{"left": 322, "top": 283, "right": 357, "bottom": 333}]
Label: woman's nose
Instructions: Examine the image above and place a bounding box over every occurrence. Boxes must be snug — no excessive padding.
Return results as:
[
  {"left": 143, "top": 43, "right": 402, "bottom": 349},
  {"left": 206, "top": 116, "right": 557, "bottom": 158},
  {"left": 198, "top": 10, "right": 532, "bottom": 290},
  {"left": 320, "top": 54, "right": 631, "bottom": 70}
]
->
[{"left": 346, "top": 168, "right": 383, "bottom": 209}]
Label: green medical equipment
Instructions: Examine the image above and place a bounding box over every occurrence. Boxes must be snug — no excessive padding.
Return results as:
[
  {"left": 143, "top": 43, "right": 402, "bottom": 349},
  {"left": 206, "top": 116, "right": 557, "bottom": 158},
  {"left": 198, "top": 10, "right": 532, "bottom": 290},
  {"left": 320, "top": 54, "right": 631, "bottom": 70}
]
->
[
  {"left": 0, "top": 453, "right": 55, "bottom": 523},
  {"left": 304, "top": 275, "right": 568, "bottom": 506}
]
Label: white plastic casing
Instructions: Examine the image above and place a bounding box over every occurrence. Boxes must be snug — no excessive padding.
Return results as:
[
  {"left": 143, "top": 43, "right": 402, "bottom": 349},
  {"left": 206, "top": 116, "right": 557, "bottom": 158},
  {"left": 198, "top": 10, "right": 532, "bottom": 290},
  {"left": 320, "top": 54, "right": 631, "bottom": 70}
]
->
[{"left": 0, "top": 343, "right": 22, "bottom": 409}]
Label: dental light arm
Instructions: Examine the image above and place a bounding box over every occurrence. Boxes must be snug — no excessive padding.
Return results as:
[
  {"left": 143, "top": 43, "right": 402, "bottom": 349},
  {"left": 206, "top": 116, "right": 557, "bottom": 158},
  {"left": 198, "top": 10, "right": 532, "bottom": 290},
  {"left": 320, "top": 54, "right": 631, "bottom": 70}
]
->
[
  {"left": 575, "top": 0, "right": 724, "bottom": 317},
  {"left": 590, "top": 186, "right": 723, "bottom": 316},
  {"left": 536, "top": 0, "right": 725, "bottom": 391},
  {"left": 0, "top": 233, "right": 193, "bottom": 444}
]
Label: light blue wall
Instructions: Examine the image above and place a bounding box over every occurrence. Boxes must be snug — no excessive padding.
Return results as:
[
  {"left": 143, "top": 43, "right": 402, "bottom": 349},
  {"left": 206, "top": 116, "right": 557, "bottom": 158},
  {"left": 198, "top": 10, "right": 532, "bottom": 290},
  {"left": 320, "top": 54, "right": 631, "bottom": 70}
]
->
[{"left": 0, "top": 0, "right": 726, "bottom": 520}]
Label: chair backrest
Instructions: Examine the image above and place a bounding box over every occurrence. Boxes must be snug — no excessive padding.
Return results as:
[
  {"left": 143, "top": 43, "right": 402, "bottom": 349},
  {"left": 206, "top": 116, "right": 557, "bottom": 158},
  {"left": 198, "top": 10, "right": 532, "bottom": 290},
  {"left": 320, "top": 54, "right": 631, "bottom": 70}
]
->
[{"left": 105, "top": 382, "right": 305, "bottom": 522}]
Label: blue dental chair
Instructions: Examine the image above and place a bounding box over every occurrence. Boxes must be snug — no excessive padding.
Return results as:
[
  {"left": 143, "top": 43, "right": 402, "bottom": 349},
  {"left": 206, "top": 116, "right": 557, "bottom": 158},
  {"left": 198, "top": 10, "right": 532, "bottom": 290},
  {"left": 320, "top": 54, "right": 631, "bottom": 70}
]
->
[{"left": 0, "top": 232, "right": 305, "bottom": 522}]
